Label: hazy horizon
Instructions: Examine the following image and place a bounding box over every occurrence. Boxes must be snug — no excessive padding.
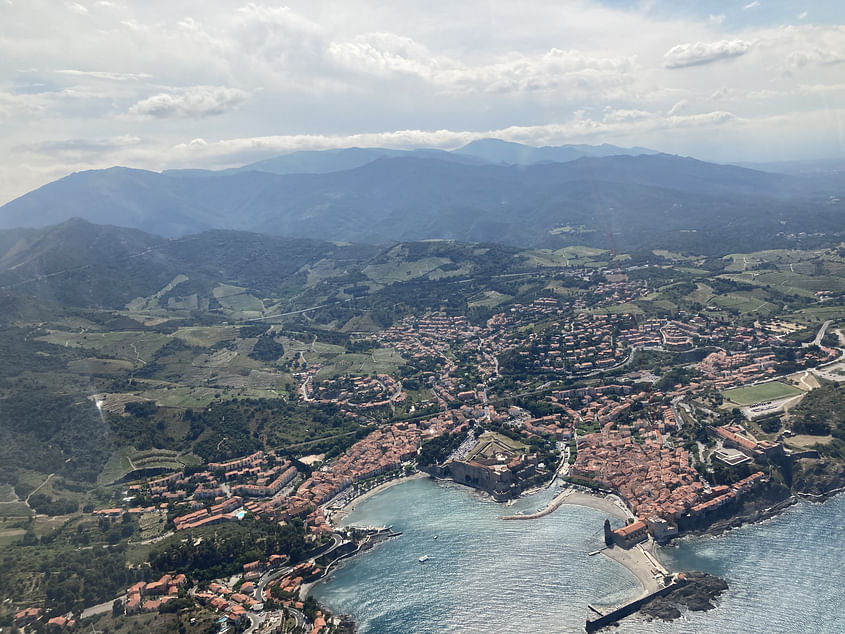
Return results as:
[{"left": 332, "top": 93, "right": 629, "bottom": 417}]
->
[{"left": 2, "top": 0, "right": 844, "bottom": 205}]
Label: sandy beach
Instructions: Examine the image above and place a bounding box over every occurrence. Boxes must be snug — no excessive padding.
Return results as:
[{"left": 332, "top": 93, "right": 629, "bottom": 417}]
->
[
  {"left": 497, "top": 485, "right": 667, "bottom": 598},
  {"left": 501, "top": 487, "right": 632, "bottom": 522},
  {"left": 328, "top": 472, "right": 428, "bottom": 525},
  {"left": 560, "top": 490, "right": 632, "bottom": 521},
  {"left": 599, "top": 540, "right": 668, "bottom": 598},
  {"left": 321, "top": 473, "right": 668, "bottom": 606}
]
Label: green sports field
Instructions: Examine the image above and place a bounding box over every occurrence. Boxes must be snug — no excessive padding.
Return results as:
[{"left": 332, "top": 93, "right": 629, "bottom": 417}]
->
[{"left": 722, "top": 381, "right": 804, "bottom": 406}]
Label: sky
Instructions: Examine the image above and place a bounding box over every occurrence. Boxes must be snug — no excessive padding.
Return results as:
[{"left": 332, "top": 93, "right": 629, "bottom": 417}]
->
[{"left": 1, "top": 0, "right": 844, "bottom": 205}]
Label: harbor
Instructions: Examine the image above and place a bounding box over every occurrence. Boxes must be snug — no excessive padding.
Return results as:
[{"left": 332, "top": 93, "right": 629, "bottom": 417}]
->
[{"left": 312, "top": 476, "right": 845, "bottom": 633}]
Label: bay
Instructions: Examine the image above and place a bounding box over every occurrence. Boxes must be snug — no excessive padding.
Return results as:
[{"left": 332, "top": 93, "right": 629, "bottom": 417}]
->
[{"left": 312, "top": 477, "right": 845, "bottom": 633}]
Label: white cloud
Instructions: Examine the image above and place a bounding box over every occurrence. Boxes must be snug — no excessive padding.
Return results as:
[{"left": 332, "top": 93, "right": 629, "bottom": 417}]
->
[
  {"left": 664, "top": 40, "right": 752, "bottom": 69},
  {"left": 328, "top": 36, "right": 637, "bottom": 97},
  {"left": 797, "top": 83, "right": 845, "bottom": 96},
  {"left": 602, "top": 109, "right": 651, "bottom": 124},
  {"left": 328, "top": 33, "right": 433, "bottom": 78},
  {"left": 1, "top": 1, "right": 843, "bottom": 205},
  {"left": 66, "top": 2, "right": 88, "bottom": 14},
  {"left": 169, "top": 112, "right": 742, "bottom": 163},
  {"left": 127, "top": 86, "right": 249, "bottom": 118},
  {"left": 668, "top": 100, "right": 688, "bottom": 115},
  {"left": 119, "top": 19, "right": 148, "bottom": 33},
  {"left": 786, "top": 47, "right": 845, "bottom": 69},
  {"left": 54, "top": 69, "right": 151, "bottom": 81},
  {"left": 798, "top": 12, "right": 808, "bottom": 20},
  {"left": 0, "top": 91, "right": 45, "bottom": 120},
  {"left": 18, "top": 135, "right": 141, "bottom": 156},
  {"left": 743, "top": 1, "right": 760, "bottom": 10}
]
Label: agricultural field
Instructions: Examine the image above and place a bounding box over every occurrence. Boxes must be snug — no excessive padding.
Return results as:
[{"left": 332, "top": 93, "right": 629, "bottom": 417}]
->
[
  {"left": 125, "top": 274, "right": 190, "bottom": 313},
  {"left": 723, "top": 249, "right": 824, "bottom": 272},
  {"left": 468, "top": 290, "right": 513, "bottom": 308},
  {"left": 315, "top": 347, "right": 405, "bottom": 379},
  {"left": 98, "top": 446, "right": 137, "bottom": 485},
  {"left": 363, "top": 256, "right": 452, "bottom": 283},
  {"left": 723, "top": 381, "right": 805, "bottom": 406},
  {"left": 686, "top": 282, "right": 715, "bottom": 305},
  {"left": 789, "top": 305, "right": 845, "bottom": 326},
  {"left": 98, "top": 449, "right": 197, "bottom": 484},
  {"left": 172, "top": 325, "right": 239, "bottom": 347},
  {"left": 709, "top": 293, "right": 778, "bottom": 316},
  {"left": 522, "top": 246, "right": 608, "bottom": 268},
  {"left": 211, "top": 283, "right": 265, "bottom": 317},
  {"left": 68, "top": 357, "right": 134, "bottom": 375},
  {"left": 36, "top": 329, "right": 172, "bottom": 367}
]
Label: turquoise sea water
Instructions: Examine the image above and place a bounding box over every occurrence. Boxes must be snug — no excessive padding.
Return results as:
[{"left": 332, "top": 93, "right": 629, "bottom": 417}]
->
[{"left": 312, "top": 478, "right": 845, "bottom": 633}]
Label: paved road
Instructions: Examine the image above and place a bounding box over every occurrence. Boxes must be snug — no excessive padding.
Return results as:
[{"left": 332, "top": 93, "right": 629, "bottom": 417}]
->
[
  {"left": 255, "top": 565, "right": 292, "bottom": 601},
  {"left": 80, "top": 595, "right": 124, "bottom": 620},
  {"left": 288, "top": 607, "right": 306, "bottom": 630},
  {"left": 806, "top": 319, "right": 833, "bottom": 348},
  {"left": 244, "top": 612, "right": 263, "bottom": 634}
]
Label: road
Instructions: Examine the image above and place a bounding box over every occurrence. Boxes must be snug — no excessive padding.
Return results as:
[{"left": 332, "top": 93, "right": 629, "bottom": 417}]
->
[
  {"left": 244, "top": 612, "right": 263, "bottom": 634},
  {"left": 25, "top": 472, "right": 55, "bottom": 506},
  {"left": 670, "top": 395, "right": 686, "bottom": 430},
  {"left": 80, "top": 595, "right": 124, "bottom": 620},
  {"left": 248, "top": 532, "right": 343, "bottom": 631},
  {"left": 255, "top": 566, "right": 292, "bottom": 601},
  {"left": 300, "top": 373, "right": 314, "bottom": 401},
  {"left": 243, "top": 298, "right": 355, "bottom": 323},
  {"left": 288, "top": 606, "right": 306, "bottom": 631},
  {"left": 804, "top": 319, "right": 832, "bottom": 348}
]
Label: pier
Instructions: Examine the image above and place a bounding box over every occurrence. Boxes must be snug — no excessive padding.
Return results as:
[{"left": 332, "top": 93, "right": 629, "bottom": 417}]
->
[{"left": 584, "top": 577, "right": 688, "bottom": 632}]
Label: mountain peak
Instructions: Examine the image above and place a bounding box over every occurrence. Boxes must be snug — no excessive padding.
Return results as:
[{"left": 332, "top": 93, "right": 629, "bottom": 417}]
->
[{"left": 452, "top": 138, "right": 658, "bottom": 165}]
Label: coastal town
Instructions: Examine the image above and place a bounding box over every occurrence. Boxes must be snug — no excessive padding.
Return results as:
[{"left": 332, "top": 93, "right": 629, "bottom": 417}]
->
[{"left": 9, "top": 266, "right": 845, "bottom": 634}]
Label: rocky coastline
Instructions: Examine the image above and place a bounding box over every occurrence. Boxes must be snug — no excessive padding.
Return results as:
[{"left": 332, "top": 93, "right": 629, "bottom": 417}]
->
[{"left": 639, "top": 572, "right": 729, "bottom": 622}]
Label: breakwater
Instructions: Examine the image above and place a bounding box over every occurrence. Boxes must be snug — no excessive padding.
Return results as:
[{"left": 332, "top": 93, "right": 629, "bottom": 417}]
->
[
  {"left": 585, "top": 579, "right": 687, "bottom": 632},
  {"left": 312, "top": 478, "right": 845, "bottom": 633}
]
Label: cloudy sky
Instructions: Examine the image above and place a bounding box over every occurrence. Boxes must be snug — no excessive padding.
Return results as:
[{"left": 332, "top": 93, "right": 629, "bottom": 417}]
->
[{"left": 1, "top": 0, "right": 844, "bottom": 204}]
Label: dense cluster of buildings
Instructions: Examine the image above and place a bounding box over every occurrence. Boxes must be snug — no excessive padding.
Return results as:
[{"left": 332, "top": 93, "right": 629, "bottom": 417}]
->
[
  {"left": 697, "top": 350, "right": 779, "bottom": 386},
  {"left": 513, "top": 313, "right": 630, "bottom": 374},
  {"left": 709, "top": 425, "right": 783, "bottom": 460},
  {"left": 591, "top": 277, "right": 650, "bottom": 305},
  {"left": 302, "top": 373, "right": 404, "bottom": 410},
  {"left": 574, "top": 417, "right": 771, "bottom": 545},
  {"left": 194, "top": 579, "right": 262, "bottom": 625},
  {"left": 571, "top": 425, "right": 706, "bottom": 521},
  {"left": 125, "top": 451, "right": 301, "bottom": 533},
  {"left": 377, "top": 312, "right": 479, "bottom": 361},
  {"left": 125, "top": 573, "right": 187, "bottom": 614}
]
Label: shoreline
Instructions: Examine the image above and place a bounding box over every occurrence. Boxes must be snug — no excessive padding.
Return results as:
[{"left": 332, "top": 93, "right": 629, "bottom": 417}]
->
[
  {"left": 501, "top": 487, "right": 632, "bottom": 522},
  {"left": 598, "top": 540, "right": 667, "bottom": 600},
  {"left": 327, "top": 472, "right": 427, "bottom": 526}
]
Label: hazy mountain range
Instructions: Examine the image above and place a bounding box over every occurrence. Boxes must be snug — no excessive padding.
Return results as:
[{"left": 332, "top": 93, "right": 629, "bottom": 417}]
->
[{"left": 0, "top": 139, "right": 842, "bottom": 254}]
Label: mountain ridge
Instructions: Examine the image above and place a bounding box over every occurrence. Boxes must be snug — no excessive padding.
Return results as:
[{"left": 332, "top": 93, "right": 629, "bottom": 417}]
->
[{"left": 1, "top": 151, "right": 842, "bottom": 255}]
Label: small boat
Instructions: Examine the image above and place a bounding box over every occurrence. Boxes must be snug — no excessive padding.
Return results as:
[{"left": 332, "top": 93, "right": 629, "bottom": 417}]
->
[
  {"left": 433, "top": 535, "right": 438, "bottom": 540},
  {"left": 419, "top": 555, "right": 430, "bottom": 563}
]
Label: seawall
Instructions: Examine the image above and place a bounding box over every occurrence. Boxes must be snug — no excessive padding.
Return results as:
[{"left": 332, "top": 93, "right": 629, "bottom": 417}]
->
[{"left": 585, "top": 578, "right": 687, "bottom": 632}]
